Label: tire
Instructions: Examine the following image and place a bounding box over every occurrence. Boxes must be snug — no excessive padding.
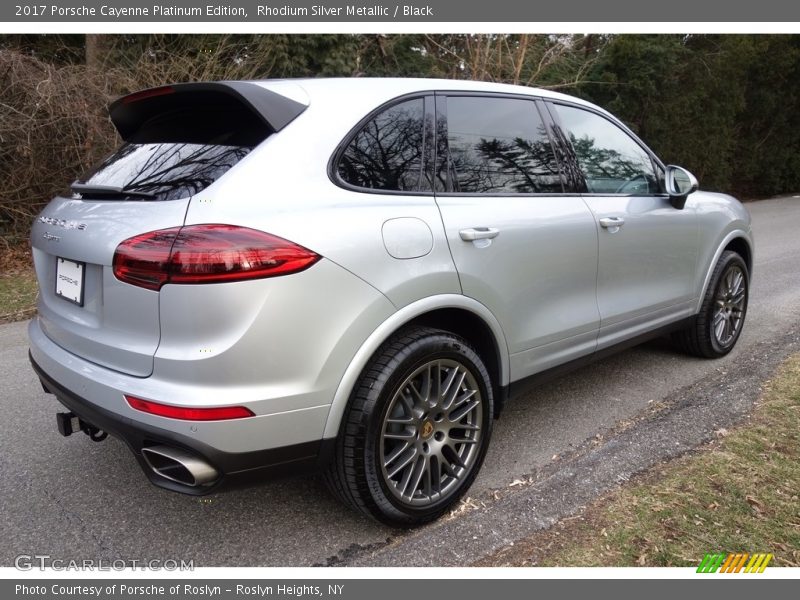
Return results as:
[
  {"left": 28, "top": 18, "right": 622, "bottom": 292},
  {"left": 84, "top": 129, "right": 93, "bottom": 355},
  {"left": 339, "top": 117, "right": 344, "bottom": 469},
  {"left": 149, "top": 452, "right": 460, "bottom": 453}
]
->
[
  {"left": 324, "top": 326, "right": 494, "bottom": 526},
  {"left": 672, "top": 250, "right": 749, "bottom": 358}
]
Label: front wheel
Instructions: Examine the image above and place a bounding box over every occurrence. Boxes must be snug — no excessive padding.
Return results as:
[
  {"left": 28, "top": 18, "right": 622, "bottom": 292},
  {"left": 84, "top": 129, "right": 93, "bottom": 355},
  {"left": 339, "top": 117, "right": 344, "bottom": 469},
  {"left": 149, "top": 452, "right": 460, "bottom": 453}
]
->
[
  {"left": 324, "top": 326, "right": 494, "bottom": 526},
  {"left": 672, "top": 250, "right": 749, "bottom": 358}
]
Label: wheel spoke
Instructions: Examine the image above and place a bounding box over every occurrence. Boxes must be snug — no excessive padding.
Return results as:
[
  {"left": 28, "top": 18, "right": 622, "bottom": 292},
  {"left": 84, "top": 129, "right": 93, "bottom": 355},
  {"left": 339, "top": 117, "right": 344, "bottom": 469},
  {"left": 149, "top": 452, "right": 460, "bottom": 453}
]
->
[
  {"left": 714, "top": 316, "right": 726, "bottom": 341},
  {"left": 442, "top": 443, "right": 467, "bottom": 469},
  {"left": 731, "top": 271, "right": 743, "bottom": 295},
  {"left": 406, "top": 456, "right": 427, "bottom": 499},
  {"left": 383, "top": 429, "right": 416, "bottom": 441},
  {"left": 725, "top": 269, "right": 735, "bottom": 294},
  {"left": 422, "top": 457, "right": 433, "bottom": 499},
  {"left": 439, "top": 366, "right": 460, "bottom": 405},
  {"left": 383, "top": 441, "right": 411, "bottom": 469},
  {"left": 397, "top": 455, "right": 423, "bottom": 499},
  {"left": 432, "top": 362, "right": 442, "bottom": 406},
  {"left": 386, "top": 445, "right": 417, "bottom": 478},
  {"left": 407, "top": 381, "right": 425, "bottom": 407},
  {"left": 441, "top": 458, "right": 460, "bottom": 480},
  {"left": 396, "top": 454, "right": 420, "bottom": 496},
  {"left": 398, "top": 389, "right": 415, "bottom": 415},
  {"left": 448, "top": 396, "right": 480, "bottom": 423},
  {"left": 448, "top": 434, "right": 478, "bottom": 445},
  {"left": 456, "top": 422, "right": 481, "bottom": 432}
]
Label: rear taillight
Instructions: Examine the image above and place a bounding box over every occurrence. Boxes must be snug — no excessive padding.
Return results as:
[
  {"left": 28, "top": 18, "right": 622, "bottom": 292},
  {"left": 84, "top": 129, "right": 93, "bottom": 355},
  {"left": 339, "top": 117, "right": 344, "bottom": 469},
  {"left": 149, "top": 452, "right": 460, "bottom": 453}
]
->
[
  {"left": 113, "top": 224, "right": 320, "bottom": 291},
  {"left": 125, "top": 395, "right": 255, "bottom": 421}
]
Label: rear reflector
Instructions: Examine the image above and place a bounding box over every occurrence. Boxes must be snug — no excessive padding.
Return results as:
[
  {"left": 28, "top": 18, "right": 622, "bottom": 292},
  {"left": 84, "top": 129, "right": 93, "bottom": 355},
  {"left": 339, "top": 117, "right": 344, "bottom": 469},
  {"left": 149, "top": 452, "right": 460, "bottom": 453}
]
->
[
  {"left": 125, "top": 396, "right": 255, "bottom": 421},
  {"left": 113, "top": 224, "right": 320, "bottom": 291}
]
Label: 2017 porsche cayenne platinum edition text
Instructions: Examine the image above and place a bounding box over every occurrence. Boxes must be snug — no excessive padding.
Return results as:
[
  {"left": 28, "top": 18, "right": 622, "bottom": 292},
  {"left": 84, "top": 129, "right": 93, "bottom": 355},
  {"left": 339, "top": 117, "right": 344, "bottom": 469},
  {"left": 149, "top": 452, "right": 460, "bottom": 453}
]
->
[{"left": 29, "top": 79, "right": 753, "bottom": 526}]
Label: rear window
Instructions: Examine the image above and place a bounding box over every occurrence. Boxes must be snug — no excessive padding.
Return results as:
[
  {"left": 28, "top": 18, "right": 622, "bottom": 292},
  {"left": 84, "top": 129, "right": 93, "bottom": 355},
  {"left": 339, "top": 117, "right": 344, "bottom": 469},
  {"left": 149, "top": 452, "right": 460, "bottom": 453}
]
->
[{"left": 76, "top": 142, "right": 252, "bottom": 201}]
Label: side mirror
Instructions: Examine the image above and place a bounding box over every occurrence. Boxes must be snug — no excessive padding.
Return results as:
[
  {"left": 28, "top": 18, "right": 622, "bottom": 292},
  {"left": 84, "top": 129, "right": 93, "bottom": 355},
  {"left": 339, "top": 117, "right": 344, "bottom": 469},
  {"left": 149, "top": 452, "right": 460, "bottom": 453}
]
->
[{"left": 665, "top": 165, "right": 699, "bottom": 209}]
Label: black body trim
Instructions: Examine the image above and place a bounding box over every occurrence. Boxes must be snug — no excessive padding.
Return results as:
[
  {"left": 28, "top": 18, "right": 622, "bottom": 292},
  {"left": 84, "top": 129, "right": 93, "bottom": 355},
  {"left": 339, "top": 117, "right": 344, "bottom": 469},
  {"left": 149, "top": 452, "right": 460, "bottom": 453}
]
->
[
  {"left": 30, "top": 354, "right": 334, "bottom": 496},
  {"left": 504, "top": 316, "right": 695, "bottom": 402}
]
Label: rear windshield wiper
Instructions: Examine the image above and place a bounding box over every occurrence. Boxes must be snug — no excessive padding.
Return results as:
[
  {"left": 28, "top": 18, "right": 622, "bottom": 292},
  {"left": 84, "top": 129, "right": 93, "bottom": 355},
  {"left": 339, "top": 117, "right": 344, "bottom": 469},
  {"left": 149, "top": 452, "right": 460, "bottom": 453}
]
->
[{"left": 70, "top": 182, "right": 157, "bottom": 200}]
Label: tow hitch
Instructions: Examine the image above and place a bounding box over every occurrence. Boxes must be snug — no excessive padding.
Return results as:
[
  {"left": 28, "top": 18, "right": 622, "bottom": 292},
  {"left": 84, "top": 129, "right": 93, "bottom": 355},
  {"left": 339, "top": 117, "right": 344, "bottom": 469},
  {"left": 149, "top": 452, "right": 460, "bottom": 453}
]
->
[{"left": 56, "top": 412, "right": 108, "bottom": 442}]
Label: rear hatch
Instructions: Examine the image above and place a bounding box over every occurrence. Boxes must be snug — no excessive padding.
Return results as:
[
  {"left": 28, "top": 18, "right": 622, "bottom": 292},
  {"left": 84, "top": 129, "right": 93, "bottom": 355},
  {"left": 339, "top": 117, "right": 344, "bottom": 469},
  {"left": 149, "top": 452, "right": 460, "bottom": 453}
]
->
[{"left": 30, "top": 82, "right": 307, "bottom": 377}]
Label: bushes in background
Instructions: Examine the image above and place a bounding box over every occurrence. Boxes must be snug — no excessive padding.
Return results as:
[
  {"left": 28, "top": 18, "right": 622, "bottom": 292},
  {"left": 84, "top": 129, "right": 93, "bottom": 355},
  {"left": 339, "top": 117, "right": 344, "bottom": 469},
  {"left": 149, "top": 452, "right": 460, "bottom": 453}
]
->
[{"left": 1, "top": 34, "right": 798, "bottom": 242}]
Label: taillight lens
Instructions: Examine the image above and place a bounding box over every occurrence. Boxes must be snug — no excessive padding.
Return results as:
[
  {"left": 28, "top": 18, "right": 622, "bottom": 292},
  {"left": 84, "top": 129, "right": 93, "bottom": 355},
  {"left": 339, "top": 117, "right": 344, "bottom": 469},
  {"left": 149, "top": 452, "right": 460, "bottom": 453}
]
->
[
  {"left": 125, "top": 395, "right": 255, "bottom": 421},
  {"left": 113, "top": 224, "right": 320, "bottom": 291}
]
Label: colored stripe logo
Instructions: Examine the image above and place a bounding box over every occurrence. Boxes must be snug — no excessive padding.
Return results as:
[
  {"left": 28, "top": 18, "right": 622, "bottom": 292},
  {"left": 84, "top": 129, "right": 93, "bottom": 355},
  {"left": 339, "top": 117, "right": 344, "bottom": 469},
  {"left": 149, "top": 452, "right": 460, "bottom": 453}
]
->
[{"left": 697, "top": 553, "right": 772, "bottom": 573}]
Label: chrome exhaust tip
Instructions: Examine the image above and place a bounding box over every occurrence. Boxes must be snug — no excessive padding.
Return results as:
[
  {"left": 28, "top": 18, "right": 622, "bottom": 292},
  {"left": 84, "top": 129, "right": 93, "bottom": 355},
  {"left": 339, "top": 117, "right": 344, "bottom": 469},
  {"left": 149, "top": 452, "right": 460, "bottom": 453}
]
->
[{"left": 141, "top": 445, "right": 219, "bottom": 487}]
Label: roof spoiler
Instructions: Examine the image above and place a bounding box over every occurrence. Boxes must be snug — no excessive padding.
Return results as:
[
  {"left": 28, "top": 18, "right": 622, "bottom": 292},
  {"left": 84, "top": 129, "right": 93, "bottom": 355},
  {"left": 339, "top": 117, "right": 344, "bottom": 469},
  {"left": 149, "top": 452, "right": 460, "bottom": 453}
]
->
[{"left": 108, "top": 81, "right": 308, "bottom": 145}]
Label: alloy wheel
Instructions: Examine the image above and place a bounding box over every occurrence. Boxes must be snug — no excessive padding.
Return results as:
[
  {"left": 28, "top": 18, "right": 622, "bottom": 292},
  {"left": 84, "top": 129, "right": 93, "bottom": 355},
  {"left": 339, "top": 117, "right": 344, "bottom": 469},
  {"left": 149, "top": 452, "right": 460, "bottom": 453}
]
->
[{"left": 379, "top": 359, "right": 484, "bottom": 507}]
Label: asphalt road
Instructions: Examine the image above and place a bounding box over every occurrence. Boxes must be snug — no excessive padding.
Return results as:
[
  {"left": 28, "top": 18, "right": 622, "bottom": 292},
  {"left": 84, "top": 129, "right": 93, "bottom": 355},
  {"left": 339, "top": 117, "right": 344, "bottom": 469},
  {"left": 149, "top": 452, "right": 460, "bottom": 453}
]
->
[{"left": 2, "top": 196, "right": 799, "bottom": 567}]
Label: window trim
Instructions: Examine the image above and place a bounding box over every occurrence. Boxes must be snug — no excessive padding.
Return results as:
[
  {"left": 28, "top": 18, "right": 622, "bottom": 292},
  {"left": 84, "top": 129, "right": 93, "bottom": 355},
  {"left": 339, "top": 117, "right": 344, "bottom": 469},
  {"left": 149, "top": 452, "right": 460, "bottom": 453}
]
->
[
  {"left": 545, "top": 99, "right": 669, "bottom": 197},
  {"left": 328, "top": 92, "right": 435, "bottom": 196}
]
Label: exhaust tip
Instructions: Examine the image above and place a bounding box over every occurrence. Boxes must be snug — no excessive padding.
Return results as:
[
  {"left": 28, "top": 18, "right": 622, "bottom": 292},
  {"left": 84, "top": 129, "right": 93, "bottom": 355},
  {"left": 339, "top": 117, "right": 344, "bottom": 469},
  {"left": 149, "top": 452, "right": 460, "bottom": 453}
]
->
[{"left": 141, "top": 445, "right": 219, "bottom": 487}]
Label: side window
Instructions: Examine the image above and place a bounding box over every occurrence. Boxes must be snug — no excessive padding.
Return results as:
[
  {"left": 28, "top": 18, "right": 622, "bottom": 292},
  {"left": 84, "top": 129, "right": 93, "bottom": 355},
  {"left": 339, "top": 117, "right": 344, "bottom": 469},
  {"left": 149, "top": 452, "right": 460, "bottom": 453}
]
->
[
  {"left": 337, "top": 98, "right": 426, "bottom": 192},
  {"left": 555, "top": 104, "right": 658, "bottom": 195},
  {"left": 445, "top": 96, "right": 562, "bottom": 194}
]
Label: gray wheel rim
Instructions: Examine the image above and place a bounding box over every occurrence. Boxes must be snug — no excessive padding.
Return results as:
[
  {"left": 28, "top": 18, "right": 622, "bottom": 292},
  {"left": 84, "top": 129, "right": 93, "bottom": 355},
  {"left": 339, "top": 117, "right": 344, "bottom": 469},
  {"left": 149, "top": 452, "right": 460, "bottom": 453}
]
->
[
  {"left": 379, "top": 359, "right": 484, "bottom": 507},
  {"left": 713, "top": 264, "right": 746, "bottom": 347}
]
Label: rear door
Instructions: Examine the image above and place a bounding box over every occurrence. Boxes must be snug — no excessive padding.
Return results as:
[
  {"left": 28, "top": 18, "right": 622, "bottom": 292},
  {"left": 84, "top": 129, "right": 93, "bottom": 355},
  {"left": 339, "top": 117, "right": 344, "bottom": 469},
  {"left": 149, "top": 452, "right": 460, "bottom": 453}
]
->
[
  {"left": 30, "top": 83, "right": 306, "bottom": 377},
  {"left": 547, "top": 101, "right": 698, "bottom": 346},
  {"left": 433, "top": 93, "right": 600, "bottom": 380}
]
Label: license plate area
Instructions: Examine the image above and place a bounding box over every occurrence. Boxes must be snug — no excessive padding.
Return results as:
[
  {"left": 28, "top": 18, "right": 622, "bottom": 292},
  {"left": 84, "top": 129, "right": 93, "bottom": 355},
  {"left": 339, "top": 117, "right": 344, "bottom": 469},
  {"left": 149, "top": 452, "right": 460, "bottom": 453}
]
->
[{"left": 55, "top": 257, "right": 85, "bottom": 306}]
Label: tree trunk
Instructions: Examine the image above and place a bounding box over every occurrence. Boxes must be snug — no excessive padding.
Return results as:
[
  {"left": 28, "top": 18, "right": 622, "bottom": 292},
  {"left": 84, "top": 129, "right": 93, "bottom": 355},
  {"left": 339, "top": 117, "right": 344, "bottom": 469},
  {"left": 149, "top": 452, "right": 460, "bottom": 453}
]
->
[{"left": 85, "top": 34, "right": 108, "bottom": 70}]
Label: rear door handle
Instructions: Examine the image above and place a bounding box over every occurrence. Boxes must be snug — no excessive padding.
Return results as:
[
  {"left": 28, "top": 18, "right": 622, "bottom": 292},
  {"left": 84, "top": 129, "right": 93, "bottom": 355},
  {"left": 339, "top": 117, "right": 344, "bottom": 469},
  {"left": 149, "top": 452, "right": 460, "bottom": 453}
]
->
[
  {"left": 459, "top": 227, "right": 500, "bottom": 241},
  {"left": 599, "top": 217, "right": 625, "bottom": 229}
]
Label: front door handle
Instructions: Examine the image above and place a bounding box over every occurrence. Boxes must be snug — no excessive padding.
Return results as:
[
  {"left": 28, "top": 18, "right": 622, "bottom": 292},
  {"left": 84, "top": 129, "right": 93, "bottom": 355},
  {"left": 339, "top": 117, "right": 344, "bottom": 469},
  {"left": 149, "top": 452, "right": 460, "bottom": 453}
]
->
[
  {"left": 459, "top": 227, "right": 500, "bottom": 241},
  {"left": 599, "top": 217, "right": 625, "bottom": 229}
]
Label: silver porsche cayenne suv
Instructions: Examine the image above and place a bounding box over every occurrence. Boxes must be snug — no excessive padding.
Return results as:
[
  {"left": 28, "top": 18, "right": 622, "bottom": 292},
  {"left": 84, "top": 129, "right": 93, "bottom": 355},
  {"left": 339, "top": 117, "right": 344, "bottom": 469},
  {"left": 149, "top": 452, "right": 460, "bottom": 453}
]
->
[{"left": 29, "top": 78, "right": 753, "bottom": 526}]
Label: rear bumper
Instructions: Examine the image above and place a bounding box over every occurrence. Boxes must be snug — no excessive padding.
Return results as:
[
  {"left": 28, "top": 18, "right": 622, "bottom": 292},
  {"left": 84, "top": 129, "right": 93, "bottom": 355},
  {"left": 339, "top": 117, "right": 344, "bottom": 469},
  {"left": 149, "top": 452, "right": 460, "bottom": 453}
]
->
[
  {"left": 31, "top": 353, "right": 334, "bottom": 494},
  {"left": 28, "top": 313, "right": 338, "bottom": 495}
]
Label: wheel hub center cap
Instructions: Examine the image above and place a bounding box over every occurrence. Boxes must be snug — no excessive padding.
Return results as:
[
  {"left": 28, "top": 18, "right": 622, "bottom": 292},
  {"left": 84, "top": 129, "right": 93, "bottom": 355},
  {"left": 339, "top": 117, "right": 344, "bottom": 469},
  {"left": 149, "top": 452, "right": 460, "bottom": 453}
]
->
[{"left": 420, "top": 420, "right": 434, "bottom": 440}]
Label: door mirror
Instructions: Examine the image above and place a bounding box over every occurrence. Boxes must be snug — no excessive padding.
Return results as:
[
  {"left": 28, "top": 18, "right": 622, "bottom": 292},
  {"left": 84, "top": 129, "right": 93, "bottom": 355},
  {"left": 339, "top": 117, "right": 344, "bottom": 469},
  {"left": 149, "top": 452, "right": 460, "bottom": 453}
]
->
[{"left": 665, "top": 165, "right": 698, "bottom": 209}]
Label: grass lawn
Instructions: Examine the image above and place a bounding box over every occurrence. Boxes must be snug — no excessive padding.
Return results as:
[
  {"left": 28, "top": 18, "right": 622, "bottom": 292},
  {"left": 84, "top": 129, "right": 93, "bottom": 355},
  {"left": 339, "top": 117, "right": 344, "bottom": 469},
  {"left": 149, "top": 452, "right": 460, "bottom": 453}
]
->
[
  {"left": 484, "top": 354, "right": 800, "bottom": 568},
  {"left": 0, "top": 246, "right": 37, "bottom": 324}
]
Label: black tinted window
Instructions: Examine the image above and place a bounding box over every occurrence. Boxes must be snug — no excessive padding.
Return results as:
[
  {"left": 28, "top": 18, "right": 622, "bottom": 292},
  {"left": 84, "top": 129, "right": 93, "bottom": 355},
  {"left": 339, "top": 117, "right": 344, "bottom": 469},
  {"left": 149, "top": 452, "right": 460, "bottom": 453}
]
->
[
  {"left": 446, "top": 96, "right": 562, "bottom": 194},
  {"left": 338, "top": 98, "right": 426, "bottom": 191},
  {"left": 555, "top": 104, "right": 658, "bottom": 195},
  {"left": 77, "top": 143, "right": 251, "bottom": 201}
]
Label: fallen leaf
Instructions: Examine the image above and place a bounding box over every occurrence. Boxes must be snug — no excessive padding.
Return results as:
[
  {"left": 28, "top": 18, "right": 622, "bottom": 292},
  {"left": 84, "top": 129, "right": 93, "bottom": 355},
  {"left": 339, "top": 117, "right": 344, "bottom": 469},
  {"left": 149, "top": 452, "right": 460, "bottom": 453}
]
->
[{"left": 746, "top": 495, "right": 765, "bottom": 513}]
